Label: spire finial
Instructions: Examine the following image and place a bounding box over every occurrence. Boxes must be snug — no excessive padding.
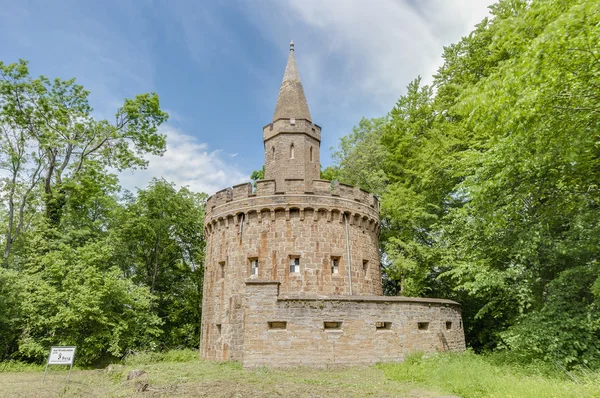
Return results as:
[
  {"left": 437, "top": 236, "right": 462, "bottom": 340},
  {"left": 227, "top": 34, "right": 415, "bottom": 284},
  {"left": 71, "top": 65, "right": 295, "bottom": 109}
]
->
[{"left": 272, "top": 41, "right": 311, "bottom": 122}]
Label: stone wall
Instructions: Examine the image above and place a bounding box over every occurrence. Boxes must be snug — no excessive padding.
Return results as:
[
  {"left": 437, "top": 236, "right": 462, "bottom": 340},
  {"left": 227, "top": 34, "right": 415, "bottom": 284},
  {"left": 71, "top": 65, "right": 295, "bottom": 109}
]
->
[
  {"left": 262, "top": 118, "right": 321, "bottom": 188},
  {"left": 243, "top": 281, "right": 466, "bottom": 368},
  {"left": 200, "top": 179, "right": 382, "bottom": 361}
]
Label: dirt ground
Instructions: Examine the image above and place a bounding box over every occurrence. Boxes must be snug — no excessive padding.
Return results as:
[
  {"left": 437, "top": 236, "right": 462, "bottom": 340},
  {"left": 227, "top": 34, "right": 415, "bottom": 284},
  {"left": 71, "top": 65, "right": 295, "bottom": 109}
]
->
[{"left": 0, "top": 360, "right": 450, "bottom": 398}]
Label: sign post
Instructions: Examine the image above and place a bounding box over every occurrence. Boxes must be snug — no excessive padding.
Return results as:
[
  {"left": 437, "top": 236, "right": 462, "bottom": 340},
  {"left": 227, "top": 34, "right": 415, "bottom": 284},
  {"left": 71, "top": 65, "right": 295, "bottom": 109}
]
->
[{"left": 43, "top": 346, "right": 76, "bottom": 383}]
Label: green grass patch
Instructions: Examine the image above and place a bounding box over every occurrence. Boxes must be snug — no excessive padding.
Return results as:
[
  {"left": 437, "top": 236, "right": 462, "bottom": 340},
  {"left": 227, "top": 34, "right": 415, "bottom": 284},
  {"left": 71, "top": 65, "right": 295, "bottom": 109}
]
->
[
  {"left": 380, "top": 351, "right": 600, "bottom": 398},
  {"left": 123, "top": 348, "right": 199, "bottom": 365},
  {"left": 0, "top": 360, "right": 46, "bottom": 372}
]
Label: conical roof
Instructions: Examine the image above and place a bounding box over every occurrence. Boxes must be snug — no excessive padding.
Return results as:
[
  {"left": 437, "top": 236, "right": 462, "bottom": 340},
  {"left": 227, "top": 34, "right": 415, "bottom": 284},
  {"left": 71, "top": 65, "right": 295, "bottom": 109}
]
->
[{"left": 272, "top": 41, "right": 312, "bottom": 122}]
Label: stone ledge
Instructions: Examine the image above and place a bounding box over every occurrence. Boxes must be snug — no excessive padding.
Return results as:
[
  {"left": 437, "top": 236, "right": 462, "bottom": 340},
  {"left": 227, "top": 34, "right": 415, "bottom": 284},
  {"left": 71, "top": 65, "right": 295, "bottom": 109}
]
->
[
  {"left": 277, "top": 294, "right": 460, "bottom": 306},
  {"left": 245, "top": 280, "right": 281, "bottom": 286}
]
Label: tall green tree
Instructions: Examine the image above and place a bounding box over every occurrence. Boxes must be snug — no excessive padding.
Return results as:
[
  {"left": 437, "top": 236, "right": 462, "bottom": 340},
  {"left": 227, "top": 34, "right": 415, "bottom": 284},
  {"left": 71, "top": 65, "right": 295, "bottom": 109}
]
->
[
  {"left": 328, "top": 0, "right": 600, "bottom": 367},
  {"left": 115, "top": 179, "right": 207, "bottom": 348},
  {"left": 0, "top": 60, "right": 168, "bottom": 264}
]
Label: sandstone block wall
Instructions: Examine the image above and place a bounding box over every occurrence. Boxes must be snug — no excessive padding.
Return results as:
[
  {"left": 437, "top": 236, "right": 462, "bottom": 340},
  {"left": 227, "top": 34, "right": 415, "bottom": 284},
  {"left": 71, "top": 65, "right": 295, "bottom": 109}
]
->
[
  {"left": 200, "top": 179, "right": 381, "bottom": 361},
  {"left": 243, "top": 281, "right": 466, "bottom": 368}
]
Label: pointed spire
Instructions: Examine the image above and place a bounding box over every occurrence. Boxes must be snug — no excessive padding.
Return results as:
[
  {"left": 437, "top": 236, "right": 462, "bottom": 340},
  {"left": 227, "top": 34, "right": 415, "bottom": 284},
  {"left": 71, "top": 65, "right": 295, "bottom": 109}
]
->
[{"left": 272, "top": 41, "right": 312, "bottom": 122}]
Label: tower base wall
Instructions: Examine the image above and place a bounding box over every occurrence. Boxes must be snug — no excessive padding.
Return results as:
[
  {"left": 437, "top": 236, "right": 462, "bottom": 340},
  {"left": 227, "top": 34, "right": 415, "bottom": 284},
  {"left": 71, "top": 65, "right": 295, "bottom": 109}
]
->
[{"left": 242, "top": 281, "right": 466, "bottom": 368}]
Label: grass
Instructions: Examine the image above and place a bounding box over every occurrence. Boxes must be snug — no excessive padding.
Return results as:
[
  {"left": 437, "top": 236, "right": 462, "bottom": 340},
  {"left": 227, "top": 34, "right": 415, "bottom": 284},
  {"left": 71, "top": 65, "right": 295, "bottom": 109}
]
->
[
  {"left": 1, "top": 349, "right": 599, "bottom": 397},
  {"left": 380, "top": 351, "right": 600, "bottom": 398},
  {"left": 0, "top": 350, "right": 441, "bottom": 397}
]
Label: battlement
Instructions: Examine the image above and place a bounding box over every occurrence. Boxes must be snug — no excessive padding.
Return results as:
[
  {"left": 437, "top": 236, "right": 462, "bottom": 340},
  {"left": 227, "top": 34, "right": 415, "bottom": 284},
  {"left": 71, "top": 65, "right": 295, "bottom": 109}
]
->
[
  {"left": 263, "top": 118, "right": 321, "bottom": 142},
  {"left": 205, "top": 179, "right": 379, "bottom": 214}
]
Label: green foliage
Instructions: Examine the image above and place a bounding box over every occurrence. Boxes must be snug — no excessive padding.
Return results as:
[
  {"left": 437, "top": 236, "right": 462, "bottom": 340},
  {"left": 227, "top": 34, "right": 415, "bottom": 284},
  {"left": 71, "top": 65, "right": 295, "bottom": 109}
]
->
[
  {"left": 329, "top": 117, "right": 389, "bottom": 196},
  {"left": 115, "top": 179, "right": 207, "bottom": 349},
  {"left": 124, "top": 349, "right": 198, "bottom": 365},
  {"left": 329, "top": 0, "right": 600, "bottom": 367},
  {"left": 501, "top": 265, "right": 600, "bottom": 368},
  {"left": 0, "top": 59, "right": 168, "bottom": 263},
  {"left": 250, "top": 166, "right": 264, "bottom": 185},
  {"left": 0, "top": 269, "right": 22, "bottom": 360},
  {"left": 381, "top": 351, "right": 600, "bottom": 398},
  {"left": 0, "top": 61, "right": 207, "bottom": 365}
]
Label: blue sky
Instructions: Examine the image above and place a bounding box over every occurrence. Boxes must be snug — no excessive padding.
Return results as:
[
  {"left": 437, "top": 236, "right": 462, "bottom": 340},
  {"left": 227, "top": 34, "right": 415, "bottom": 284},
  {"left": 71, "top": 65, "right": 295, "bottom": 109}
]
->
[{"left": 0, "top": 0, "right": 494, "bottom": 194}]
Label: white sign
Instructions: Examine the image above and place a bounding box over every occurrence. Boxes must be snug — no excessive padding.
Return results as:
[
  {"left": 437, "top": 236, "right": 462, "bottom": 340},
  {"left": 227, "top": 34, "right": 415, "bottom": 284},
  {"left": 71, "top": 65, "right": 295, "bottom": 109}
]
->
[
  {"left": 47, "top": 346, "right": 76, "bottom": 365},
  {"left": 43, "top": 346, "right": 76, "bottom": 383}
]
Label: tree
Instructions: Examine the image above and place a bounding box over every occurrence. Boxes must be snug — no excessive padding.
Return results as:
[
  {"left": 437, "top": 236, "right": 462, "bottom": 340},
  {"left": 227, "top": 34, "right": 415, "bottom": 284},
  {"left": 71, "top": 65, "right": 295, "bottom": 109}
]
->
[
  {"left": 114, "top": 179, "right": 207, "bottom": 348},
  {"left": 0, "top": 60, "right": 168, "bottom": 264},
  {"left": 328, "top": 0, "right": 600, "bottom": 367}
]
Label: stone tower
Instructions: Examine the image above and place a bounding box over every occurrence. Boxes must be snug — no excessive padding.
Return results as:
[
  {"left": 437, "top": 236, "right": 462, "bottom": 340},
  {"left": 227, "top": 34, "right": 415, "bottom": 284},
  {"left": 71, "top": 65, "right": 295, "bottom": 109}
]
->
[
  {"left": 263, "top": 41, "right": 320, "bottom": 190},
  {"left": 199, "top": 43, "right": 465, "bottom": 366}
]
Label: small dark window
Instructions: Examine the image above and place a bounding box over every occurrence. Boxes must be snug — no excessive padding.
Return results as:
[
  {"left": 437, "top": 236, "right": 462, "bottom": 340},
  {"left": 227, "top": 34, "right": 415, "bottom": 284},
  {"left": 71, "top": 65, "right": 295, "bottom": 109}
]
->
[
  {"left": 363, "top": 260, "right": 368, "bottom": 274},
  {"left": 446, "top": 321, "right": 452, "bottom": 330},
  {"left": 290, "top": 143, "right": 295, "bottom": 159},
  {"left": 324, "top": 321, "right": 342, "bottom": 330},
  {"left": 418, "top": 322, "right": 429, "bottom": 331},
  {"left": 331, "top": 257, "right": 339, "bottom": 274},
  {"left": 289, "top": 257, "right": 300, "bottom": 273},
  {"left": 376, "top": 322, "right": 392, "bottom": 330},
  {"left": 219, "top": 262, "right": 225, "bottom": 279},
  {"left": 216, "top": 324, "right": 221, "bottom": 335},
  {"left": 268, "top": 321, "right": 287, "bottom": 330},
  {"left": 310, "top": 146, "right": 313, "bottom": 162}
]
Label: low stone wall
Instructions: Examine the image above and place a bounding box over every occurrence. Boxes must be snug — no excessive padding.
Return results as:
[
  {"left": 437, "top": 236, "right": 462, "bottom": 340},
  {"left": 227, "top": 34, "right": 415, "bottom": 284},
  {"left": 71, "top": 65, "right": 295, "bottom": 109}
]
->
[{"left": 243, "top": 281, "right": 466, "bottom": 368}]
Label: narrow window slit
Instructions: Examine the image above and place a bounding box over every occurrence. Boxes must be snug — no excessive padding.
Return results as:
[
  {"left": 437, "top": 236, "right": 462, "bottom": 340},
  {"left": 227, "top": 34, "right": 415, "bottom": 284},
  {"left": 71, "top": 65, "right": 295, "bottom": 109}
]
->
[
  {"left": 219, "top": 262, "right": 226, "bottom": 279},
  {"left": 268, "top": 321, "right": 287, "bottom": 330},
  {"left": 376, "top": 322, "right": 392, "bottom": 330},
  {"left": 331, "top": 257, "right": 339, "bottom": 274},
  {"left": 324, "top": 321, "right": 342, "bottom": 330},
  {"left": 250, "top": 258, "right": 259, "bottom": 276}
]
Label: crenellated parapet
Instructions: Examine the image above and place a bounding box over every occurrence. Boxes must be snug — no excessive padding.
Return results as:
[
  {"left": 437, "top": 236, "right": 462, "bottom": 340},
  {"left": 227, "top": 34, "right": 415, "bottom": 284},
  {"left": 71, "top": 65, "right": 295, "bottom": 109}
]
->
[
  {"left": 204, "top": 179, "right": 380, "bottom": 236},
  {"left": 263, "top": 118, "right": 321, "bottom": 143}
]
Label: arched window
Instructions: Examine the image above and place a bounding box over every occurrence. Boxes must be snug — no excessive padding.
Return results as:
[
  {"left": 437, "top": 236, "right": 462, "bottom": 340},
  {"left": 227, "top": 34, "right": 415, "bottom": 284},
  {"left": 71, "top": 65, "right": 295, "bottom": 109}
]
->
[
  {"left": 290, "top": 143, "right": 295, "bottom": 159},
  {"left": 310, "top": 146, "right": 313, "bottom": 162}
]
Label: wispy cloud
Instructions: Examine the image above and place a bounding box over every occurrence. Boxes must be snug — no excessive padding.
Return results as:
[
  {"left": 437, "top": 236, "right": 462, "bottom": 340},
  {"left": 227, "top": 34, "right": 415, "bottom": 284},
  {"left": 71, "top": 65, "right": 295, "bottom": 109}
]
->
[
  {"left": 119, "top": 126, "right": 248, "bottom": 195},
  {"left": 241, "top": 0, "right": 493, "bottom": 113}
]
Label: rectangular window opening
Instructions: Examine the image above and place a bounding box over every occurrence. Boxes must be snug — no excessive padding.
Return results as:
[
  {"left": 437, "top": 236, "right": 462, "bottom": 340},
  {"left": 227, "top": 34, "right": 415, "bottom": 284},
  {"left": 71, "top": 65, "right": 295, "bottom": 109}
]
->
[
  {"left": 250, "top": 258, "right": 259, "bottom": 277},
  {"left": 363, "top": 260, "right": 368, "bottom": 274},
  {"left": 324, "top": 321, "right": 342, "bottom": 330},
  {"left": 219, "top": 261, "right": 226, "bottom": 279},
  {"left": 446, "top": 321, "right": 452, "bottom": 330},
  {"left": 331, "top": 257, "right": 339, "bottom": 274},
  {"left": 289, "top": 257, "right": 300, "bottom": 273},
  {"left": 216, "top": 324, "right": 221, "bottom": 335},
  {"left": 268, "top": 321, "right": 287, "bottom": 330},
  {"left": 418, "top": 322, "right": 429, "bottom": 331},
  {"left": 376, "top": 321, "right": 392, "bottom": 330}
]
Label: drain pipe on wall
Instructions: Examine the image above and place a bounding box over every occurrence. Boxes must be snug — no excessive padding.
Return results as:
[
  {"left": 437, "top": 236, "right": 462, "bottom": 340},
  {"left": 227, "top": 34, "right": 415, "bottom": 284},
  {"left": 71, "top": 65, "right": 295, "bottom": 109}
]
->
[{"left": 344, "top": 213, "right": 353, "bottom": 295}]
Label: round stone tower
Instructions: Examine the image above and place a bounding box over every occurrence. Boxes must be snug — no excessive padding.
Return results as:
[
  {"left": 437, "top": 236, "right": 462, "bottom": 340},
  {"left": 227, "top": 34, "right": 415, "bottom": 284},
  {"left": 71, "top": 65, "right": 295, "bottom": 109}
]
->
[{"left": 200, "top": 42, "right": 382, "bottom": 361}]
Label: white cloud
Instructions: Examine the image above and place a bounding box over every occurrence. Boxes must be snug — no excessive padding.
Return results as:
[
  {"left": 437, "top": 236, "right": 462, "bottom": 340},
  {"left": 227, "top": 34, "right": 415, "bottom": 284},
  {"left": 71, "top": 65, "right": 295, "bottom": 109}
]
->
[
  {"left": 242, "top": 0, "right": 494, "bottom": 114},
  {"left": 119, "top": 126, "right": 248, "bottom": 195}
]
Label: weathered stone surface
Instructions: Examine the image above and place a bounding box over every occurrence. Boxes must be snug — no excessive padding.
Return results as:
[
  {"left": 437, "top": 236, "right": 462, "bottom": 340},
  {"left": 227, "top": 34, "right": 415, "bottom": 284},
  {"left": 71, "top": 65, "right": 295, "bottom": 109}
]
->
[
  {"left": 199, "top": 43, "right": 466, "bottom": 366},
  {"left": 242, "top": 282, "right": 465, "bottom": 368}
]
